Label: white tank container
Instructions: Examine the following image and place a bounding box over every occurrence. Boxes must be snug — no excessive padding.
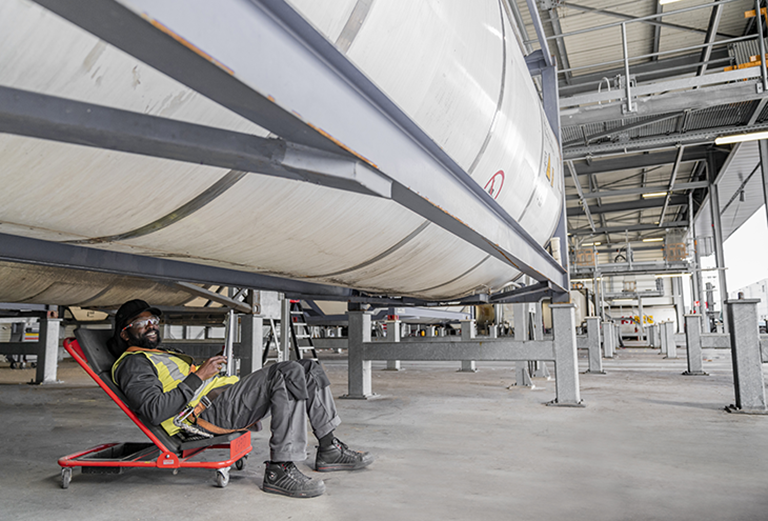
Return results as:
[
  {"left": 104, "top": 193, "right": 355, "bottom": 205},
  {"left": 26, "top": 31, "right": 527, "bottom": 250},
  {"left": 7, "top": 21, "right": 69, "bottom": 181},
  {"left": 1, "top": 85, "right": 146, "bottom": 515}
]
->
[{"left": 0, "top": 0, "right": 562, "bottom": 305}]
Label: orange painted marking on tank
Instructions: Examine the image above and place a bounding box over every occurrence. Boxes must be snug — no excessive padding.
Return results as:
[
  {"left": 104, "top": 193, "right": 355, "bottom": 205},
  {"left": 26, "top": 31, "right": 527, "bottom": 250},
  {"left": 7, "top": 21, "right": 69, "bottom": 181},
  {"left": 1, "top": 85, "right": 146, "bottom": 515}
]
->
[{"left": 143, "top": 15, "right": 235, "bottom": 76}]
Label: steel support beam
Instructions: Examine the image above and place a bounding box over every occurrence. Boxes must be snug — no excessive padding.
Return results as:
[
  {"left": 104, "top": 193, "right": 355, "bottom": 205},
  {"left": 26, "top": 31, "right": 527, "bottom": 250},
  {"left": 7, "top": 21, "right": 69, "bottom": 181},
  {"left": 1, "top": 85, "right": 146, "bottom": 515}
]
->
[
  {"left": 567, "top": 195, "right": 688, "bottom": 217},
  {"left": 566, "top": 182, "right": 708, "bottom": 200},
  {"left": 707, "top": 153, "right": 729, "bottom": 333},
  {"left": 659, "top": 147, "right": 686, "bottom": 225},
  {"left": 569, "top": 220, "right": 689, "bottom": 236},
  {"left": 564, "top": 121, "right": 768, "bottom": 158},
  {"left": 33, "top": 0, "right": 568, "bottom": 292},
  {"left": 561, "top": 2, "right": 735, "bottom": 39},
  {"left": 0, "top": 86, "right": 392, "bottom": 199},
  {"left": 561, "top": 80, "right": 766, "bottom": 128},
  {"left": 567, "top": 161, "right": 595, "bottom": 232},
  {"left": 569, "top": 147, "right": 709, "bottom": 176},
  {"left": 0, "top": 233, "right": 354, "bottom": 300},
  {"left": 561, "top": 67, "right": 763, "bottom": 109},
  {"left": 171, "top": 282, "right": 252, "bottom": 313}
]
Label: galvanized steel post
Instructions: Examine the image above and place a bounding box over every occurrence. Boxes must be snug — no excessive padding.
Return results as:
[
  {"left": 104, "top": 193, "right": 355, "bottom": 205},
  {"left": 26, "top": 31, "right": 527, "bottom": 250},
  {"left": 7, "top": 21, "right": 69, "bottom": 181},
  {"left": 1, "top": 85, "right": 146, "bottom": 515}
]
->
[
  {"left": 585, "top": 316, "right": 604, "bottom": 374},
  {"left": 385, "top": 318, "right": 401, "bottom": 371},
  {"left": 459, "top": 320, "right": 477, "bottom": 372},
  {"left": 549, "top": 304, "right": 582, "bottom": 406},
  {"left": 239, "top": 314, "right": 263, "bottom": 374},
  {"left": 513, "top": 303, "right": 532, "bottom": 386},
  {"left": 683, "top": 314, "right": 708, "bottom": 376},
  {"left": 36, "top": 317, "right": 61, "bottom": 384},
  {"left": 603, "top": 321, "right": 616, "bottom": 358},
  {"left": 345, "top": 310, "right": 372, "bottom": 399},
  {"left": 725, "top": 299, "right": 767, "bottom": 413},
  {"left": 664, "top": 321, "right": 677, "bottom": 359}
]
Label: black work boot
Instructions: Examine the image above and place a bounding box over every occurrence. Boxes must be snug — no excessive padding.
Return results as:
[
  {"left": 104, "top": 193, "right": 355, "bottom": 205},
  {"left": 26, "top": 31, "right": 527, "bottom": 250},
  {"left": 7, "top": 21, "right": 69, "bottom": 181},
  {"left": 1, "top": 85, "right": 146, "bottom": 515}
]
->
[
  {"left": 315, "top": 438, "right": 374, "bottom": 472},
  {"left": 263, "top": 462, "right": 325, "bottom": 498}
]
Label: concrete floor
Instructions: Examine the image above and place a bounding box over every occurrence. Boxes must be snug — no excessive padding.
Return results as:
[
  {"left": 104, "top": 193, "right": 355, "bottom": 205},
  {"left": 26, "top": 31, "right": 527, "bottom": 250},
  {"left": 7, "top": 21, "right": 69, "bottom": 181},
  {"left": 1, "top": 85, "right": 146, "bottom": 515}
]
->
[{"left": 2, "top": 346, "right": 768, "bottom": 521}]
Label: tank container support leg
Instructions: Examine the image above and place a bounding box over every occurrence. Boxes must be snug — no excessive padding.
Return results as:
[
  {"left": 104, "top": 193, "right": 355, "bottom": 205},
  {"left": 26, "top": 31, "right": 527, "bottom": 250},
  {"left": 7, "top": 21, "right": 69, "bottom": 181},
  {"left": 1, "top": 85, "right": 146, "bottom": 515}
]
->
[
  {"left": 725, "top": 299, "right": 767, "bottom": 413},
  {"left": 663, "top": 321, "right": 678, "bottom": 359},
  {"left": 459, "top": 320, "right": 477, "bottom": 372},
  {"left": 531, "top": 301, "right": 551, "bottom": 379},
  {"left": 36, "top": 317, "right": 61, "bottom": 384},
  {"left": 385, "top": 319, "right": 401, "bottom": 371},
  {"left": 512, "top": 303, "right": 532, "bottom": 386},
  {"left": 683, "top": 314, "right": 708, "bottom": 376},
  {"left": 603, "top": 321, "right": 616, "bottom": 358},
  {"left": 585, "top": 317, "right": 604, "bottom": 374},
  {"left": 344, "top": 309, "right": 373, "bottom": 399},
  {"left": 548, "top": 304, "right": 582, "bottom": 406},
  {"left": 239, "top": 314, "right": 264, "bottom": 375}
]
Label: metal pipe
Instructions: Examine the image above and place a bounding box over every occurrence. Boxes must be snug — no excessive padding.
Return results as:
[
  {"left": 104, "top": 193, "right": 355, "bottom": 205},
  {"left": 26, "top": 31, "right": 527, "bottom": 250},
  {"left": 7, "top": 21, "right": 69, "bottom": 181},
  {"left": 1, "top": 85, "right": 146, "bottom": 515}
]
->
[
  {"left": 558, "top": 34, "right": 754, "bottom": 75},
  {"left": 622, "top": 23, "right": 634, "bottom": 113},
  {"left": 545, "top": 0, "right": 743, "bottom": 41},
  {"left": 756, "top": 0, "right": 768, "bottom": 90},
  {"left": 659, "top": 146, "right": 685, "bottom": 226},
  {"left": 224, "top": 309, "right": 235, "bottom": 377},
  {"left": 567, "top": 161, "right": 596, "bottom": 232},
  {"left": 524, "top": 0, "right": 553, "bottom": 67}
]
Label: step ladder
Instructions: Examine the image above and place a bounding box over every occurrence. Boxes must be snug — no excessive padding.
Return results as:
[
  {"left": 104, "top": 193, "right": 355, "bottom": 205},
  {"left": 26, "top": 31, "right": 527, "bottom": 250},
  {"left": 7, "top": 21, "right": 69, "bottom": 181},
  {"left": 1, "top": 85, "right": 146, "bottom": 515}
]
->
[
  {"left": 261, "top": 318, "right": 281, "bottom": 365},
  {"left": 289, "top": 301, "right": 318, "bottom": 360}
]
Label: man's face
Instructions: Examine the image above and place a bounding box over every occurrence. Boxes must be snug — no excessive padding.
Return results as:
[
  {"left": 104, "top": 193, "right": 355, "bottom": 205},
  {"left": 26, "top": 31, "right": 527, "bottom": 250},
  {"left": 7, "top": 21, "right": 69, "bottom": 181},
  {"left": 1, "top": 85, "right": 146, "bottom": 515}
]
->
[{"left": 120, "top": 310, "right": 161, "bottom": 349}]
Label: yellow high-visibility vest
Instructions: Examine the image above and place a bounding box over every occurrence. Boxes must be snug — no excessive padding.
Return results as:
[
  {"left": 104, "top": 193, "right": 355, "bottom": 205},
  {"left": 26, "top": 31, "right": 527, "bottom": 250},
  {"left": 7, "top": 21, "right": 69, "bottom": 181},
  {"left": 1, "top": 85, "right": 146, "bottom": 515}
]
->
[{"left": 113, "top": 347, "right": 239, "bottom": 435}]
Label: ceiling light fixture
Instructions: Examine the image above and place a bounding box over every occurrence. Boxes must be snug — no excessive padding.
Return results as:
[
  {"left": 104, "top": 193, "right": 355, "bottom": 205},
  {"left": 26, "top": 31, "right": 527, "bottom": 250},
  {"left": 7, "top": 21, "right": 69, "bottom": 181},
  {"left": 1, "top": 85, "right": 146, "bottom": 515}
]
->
[
  {"left": 582, "top": 242, "right": 601, "bottom": 246},
  {"left": 642, "top": 191, "right": 668, "bottom": 198},
  {"left": 715, "top": 130, "right": 768, "bottom": 145},
  {"left": 642, "top": 237, "right": 664, "bottom": 242}
]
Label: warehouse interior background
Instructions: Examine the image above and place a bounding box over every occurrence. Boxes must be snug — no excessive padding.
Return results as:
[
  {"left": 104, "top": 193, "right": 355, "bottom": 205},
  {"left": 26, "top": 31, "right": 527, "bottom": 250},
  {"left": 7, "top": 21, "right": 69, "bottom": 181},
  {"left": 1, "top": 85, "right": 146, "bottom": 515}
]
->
[{"left": 2, "top": 0, "right": 768, "bottom": 519}]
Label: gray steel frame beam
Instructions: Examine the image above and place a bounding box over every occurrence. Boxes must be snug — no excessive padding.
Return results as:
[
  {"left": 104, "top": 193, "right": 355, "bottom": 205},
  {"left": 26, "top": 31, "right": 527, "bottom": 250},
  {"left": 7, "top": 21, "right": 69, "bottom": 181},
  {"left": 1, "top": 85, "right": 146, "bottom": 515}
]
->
[
  {"left": 564, "top": 113, "right": 684, "bottom": 147},
  {"left": 567, "top": 195, "right": 688, "bottom": 216},
  {"left": 659, "top": 147, "right": 686, "bottom": 225},
  {"left": 567, "top": 161, "right": 595, "bottom": 232},
  {"left": 558, "top": 49, "right": 731, "bottom": 95},
  {"left": 565, "top": 181, "right": 709, "bottom": 200},
  {"left": 561, "top": 67, "right": 762, "bottom": 108},
  {"left": 569, "top": 148, "right": 709, "bottom": 176},
  {"left": 553, "top": 0, "right": 742, "bottom": 42},
  {"left": 562, "top": 79, "right": 765, "bottom": 128},
  {"left": 0, "top": 232, "right": 354, "bottom": 300},
  {"left": 561, "top": 2, "right": 735, "bottom": 39},
  {"left": 569, "top": 220, "right": 689, "bottom": 236},
  {"left": 564, "top": 121, "right": 768, "bottom": 158},
  {"left": 697, "top": 2, "right": 724, "bottom": 78},
  {"left": 170, "top": 282, "right": 252, "bottom": 313},
  {"left": 0, "top": 86, "right": 392, "bottom": 199},
  {"left": 33, "top": 0, "right": 567, "bottom": 292},
  {"left": 761, "top": 139, "right": 768, "bottom": 230}
]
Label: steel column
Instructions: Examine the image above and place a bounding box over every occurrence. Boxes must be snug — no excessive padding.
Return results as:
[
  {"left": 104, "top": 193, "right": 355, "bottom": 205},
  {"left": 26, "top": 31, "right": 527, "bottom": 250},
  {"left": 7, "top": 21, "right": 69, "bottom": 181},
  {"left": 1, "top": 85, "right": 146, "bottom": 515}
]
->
[
  {"left": 513, "top": 303, "right": 533, "bottom": 386},
  {"left": 549, "top": 304, "right": 582, "bottom": 406},
  {"left": 345, "top": 310, "right": 372, "bottom": 399},
  {"left": 707, "top": 153, "right": 730, "bottom": 333},
  {"left": 459, "top": 320, "right": 477, "bottom": 373},
  {"left": 239, "top": 314, "right": 263, "bottom": 375},
  {"left": 603, "top": 321, "right": 616, "bottom": 358},
  {"left": 384, "top": 319, "right": 401, "bottom": 371},
  {"left": 585, "top": 316, "right": 605, "bottom": 374},
  {"left": 36, "top": 318, "right": 61, "bottom": 384},
  {"left": 683, "top": 314, "right": 708, "bottom": 376},
  {"left": 664, "top": 321, "right": 678, "bottom": 359},
  {"left": 725, "top": 299, "right": 767, "bottom": 413}
]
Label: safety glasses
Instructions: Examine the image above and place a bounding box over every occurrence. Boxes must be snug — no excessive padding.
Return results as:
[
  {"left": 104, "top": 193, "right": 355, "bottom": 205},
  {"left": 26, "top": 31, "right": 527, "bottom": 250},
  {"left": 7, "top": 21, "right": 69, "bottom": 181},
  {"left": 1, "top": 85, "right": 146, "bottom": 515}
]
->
[{"left": 122, "top": 315, "right": 160, "bottom": 332}]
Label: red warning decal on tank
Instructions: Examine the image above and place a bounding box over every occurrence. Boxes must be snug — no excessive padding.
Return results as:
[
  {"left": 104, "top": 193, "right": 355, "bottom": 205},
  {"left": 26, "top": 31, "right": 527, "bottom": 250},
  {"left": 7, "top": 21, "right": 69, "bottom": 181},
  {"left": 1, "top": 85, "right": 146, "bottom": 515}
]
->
[{"left": 484, "top": 170, "right": 505, "bottom": 200}]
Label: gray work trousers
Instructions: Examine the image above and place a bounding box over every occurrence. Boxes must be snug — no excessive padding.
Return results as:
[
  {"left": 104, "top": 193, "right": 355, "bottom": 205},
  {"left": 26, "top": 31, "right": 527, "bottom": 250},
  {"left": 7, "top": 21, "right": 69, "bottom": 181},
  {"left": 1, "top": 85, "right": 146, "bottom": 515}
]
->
[{"left": 200, "top": 359, "right": 341, "bottom": 462}]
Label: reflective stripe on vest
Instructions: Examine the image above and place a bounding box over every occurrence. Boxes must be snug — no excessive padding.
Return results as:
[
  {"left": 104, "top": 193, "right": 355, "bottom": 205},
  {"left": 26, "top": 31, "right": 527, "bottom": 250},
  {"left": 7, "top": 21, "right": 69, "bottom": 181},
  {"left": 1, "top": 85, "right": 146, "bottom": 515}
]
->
[{"left": 113, "top": 348, "right": 239, "bottom": 435}]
